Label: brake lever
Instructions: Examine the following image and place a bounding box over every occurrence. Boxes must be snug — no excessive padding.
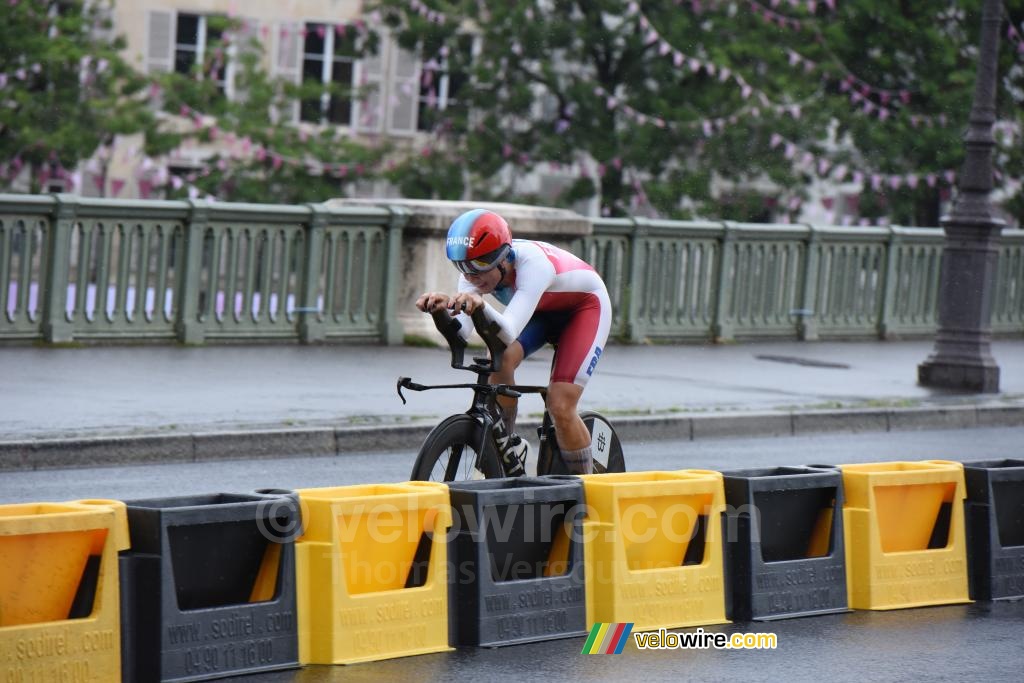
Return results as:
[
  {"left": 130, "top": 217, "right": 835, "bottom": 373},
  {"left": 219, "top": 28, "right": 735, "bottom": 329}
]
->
[{"left": 396, "top": 376, "right": 426, "bottom": 405}]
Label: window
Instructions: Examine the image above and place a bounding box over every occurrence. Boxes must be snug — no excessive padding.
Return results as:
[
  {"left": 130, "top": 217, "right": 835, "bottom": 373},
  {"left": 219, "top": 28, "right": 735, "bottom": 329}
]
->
[
  {"left": 300, "top": 23, "right": 357, "bottom": 125},
  {"left": 417, "top": 35, "right": 474, "bottom": 132},
  {"left": 174, "top": 13, "right": 227, "bottom": 92}
]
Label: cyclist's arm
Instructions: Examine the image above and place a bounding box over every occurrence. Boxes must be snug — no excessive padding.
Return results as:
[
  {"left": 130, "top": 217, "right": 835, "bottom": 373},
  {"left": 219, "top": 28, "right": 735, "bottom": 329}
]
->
[{"left": 454, "top": 257, "right": 555, "bottom": 343}]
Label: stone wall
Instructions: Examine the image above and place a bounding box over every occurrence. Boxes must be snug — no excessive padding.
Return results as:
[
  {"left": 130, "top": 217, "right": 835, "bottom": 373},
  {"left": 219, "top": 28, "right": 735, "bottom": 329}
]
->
[{"left": 327, "top": 199, "right": 592, "bottom": 342}]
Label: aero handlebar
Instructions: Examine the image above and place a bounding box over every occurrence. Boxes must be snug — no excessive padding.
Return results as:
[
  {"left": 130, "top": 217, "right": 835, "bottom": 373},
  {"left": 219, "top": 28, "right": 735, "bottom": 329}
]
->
[{"left": 429, "top": 306, "right": 508, "bottom": 375}]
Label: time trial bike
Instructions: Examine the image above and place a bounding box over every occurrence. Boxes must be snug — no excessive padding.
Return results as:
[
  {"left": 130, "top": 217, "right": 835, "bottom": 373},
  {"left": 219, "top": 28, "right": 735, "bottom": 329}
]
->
[{"left": 398, "top": 308, "right": 625, "bottom": 482}]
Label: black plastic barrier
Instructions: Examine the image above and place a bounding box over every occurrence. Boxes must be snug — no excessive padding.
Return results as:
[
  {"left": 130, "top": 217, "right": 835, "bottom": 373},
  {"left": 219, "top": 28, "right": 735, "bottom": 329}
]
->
[
  {"left": 721, "top": 467, "right": 849, "bottom": 621},
  {"left": 962, "top": 459, "right": 1024, "bottom": 601},
  {"left": 119, "top": 492, "right": 301, "bottom": 682},
  {"left": 446, "top": 476, "right": 587, "bottom": 647}
]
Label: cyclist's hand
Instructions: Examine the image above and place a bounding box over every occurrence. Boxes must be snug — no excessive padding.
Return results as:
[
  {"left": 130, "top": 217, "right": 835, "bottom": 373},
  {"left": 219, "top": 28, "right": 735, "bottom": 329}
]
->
[
  {"left": 416, "top": 292, "right": 451, "bottom": 313},
  {"left": 449, "top": 293, "right": 485, "bottom": 314}
]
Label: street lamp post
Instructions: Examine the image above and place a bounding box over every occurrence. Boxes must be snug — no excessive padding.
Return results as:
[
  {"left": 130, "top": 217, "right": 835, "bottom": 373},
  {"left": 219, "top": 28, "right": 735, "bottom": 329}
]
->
[{"left": 918, "top": 0, "right": 1005, "bottom": 393}]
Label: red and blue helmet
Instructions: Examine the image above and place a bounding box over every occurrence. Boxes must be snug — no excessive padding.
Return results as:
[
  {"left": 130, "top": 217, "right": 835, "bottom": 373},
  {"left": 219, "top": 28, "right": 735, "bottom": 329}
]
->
[{"left": 445, "top": 209, "right": 512, "bottom": 274}]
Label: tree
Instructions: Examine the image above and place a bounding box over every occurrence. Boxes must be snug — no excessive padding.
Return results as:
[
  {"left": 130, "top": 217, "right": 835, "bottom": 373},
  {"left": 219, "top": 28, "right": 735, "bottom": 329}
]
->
[
  {"left": 0, "top": 0, "right": 161, "bottom": 193},
  {"left": 371, "top": 0, "right": 1024, "bottom": 225}
]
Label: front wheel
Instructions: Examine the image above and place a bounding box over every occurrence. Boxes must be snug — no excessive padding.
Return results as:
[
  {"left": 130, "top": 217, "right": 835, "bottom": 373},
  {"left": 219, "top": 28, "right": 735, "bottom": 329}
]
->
[{"left": 410, "top": 414, "right": 503, "bottom": 481}]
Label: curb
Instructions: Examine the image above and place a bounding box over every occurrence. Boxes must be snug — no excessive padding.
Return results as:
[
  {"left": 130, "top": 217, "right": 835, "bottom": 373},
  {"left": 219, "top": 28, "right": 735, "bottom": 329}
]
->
[{"left": 2, "top": 403, "right": 1022, "bottom": 472}]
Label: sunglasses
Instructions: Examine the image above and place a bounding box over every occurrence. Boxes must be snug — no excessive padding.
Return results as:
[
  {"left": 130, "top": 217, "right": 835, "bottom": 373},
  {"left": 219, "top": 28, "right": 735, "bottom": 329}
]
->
[{"left": 452, "top": 257, "right": 500, "bottom": 275}]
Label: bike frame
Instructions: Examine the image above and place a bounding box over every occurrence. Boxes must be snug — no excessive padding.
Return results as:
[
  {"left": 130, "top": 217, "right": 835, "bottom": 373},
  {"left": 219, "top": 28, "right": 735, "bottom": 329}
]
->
[{"left": 397, "top": 309, "right": 551, "bottom": 477}]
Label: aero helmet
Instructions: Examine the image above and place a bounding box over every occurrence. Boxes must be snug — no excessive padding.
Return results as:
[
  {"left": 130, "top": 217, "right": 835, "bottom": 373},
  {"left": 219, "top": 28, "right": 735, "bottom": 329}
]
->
[{"left": 445, "top": 209, "right": 512, "bottom": 274}]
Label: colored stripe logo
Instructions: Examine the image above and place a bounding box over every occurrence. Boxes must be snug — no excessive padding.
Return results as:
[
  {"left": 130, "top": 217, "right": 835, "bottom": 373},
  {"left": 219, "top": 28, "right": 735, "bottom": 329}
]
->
[{"left": 582, "top": 623, "right": 634, "bottom": 654}]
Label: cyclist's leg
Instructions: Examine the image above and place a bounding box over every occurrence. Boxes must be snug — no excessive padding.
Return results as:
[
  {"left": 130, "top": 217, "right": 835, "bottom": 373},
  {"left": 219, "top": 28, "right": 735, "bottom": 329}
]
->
[
  {"left": 547, "top": 381, "right": 588, "bottom": 449},
  {"left": 547, "top": 291, "right": 612, "bottom": 474},
  {"left": 494, "top": 314, "right": 551, "bottom": 433},
  {"left": 491, "top": 340, "right": 524, "bottom": 429}
]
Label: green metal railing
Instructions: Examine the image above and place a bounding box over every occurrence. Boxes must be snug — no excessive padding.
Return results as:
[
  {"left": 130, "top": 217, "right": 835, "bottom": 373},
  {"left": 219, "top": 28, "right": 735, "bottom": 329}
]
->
[
  {"left": 581, "top": 218, "right": 1024, "bottom": 342},
  {"left": 2, "top": 195, "right": 1022, "bottom": 344},
  {"left": 0, "top": 195, "right": 407, "bottom": 344}
]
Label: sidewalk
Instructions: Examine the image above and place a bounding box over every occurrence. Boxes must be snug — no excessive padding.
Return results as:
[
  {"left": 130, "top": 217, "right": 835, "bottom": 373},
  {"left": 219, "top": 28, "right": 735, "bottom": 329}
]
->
[{"left": 2, "top": 339, "right": 1022, "bottom": 470}]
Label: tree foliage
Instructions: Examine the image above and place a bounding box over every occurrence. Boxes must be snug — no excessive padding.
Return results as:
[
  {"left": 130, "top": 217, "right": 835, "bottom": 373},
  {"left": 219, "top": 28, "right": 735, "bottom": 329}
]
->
[
  {"left": 371, "top": 0, "right": 1024, "bottom": 225},
  {"left": 0, "top": 0, "right": 158, "bottom": 192}
]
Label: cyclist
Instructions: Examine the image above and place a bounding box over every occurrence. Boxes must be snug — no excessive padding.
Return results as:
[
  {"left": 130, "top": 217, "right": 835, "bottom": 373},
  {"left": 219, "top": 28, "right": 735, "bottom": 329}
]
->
[{"left": 416, "top": 208, "right": 612, "bottom": 476}]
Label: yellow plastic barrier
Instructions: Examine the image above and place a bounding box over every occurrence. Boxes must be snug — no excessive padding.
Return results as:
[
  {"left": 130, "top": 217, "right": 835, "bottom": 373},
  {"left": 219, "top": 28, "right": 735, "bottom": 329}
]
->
[
  {"left": 294, "top": 482, "right": 452, "bottom": 664},
  {"left": 0, "top": 499, "right": 129, "bottom": 681},
  {"left": 581, "top": 471, "right": 729, "bottom": 631},
  {"left": 840, "top": 460, "right": 971, "bottom": 610}
]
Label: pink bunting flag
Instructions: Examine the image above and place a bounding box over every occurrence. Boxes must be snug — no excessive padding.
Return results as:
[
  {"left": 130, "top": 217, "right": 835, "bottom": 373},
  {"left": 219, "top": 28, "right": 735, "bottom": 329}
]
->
[{"left": 110, "top": 179, "right": 125, "bottom": 197}]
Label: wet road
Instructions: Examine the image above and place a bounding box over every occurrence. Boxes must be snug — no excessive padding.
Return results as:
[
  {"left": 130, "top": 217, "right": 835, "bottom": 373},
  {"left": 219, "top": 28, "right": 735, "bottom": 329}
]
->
[{"left": 1, "top": 426, "right": 1021, "bottom": 502}]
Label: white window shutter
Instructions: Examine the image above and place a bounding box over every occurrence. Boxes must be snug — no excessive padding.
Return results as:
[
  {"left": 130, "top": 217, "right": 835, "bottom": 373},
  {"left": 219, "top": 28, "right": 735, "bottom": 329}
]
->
[
  {"left": 146, "top": 10, "right": 175, "bottom": 74},
  {"left": 388, "top": 46, "right": 420, "bottom": 135},
  {"left": 228, "top": 18, "right": 260, "bottom": 102},
  {"left": 273, "top": 21, "right": 302, "bottom": 123},
  {"left": 354, "top": 34, "right": 386, "bottom": 134}
]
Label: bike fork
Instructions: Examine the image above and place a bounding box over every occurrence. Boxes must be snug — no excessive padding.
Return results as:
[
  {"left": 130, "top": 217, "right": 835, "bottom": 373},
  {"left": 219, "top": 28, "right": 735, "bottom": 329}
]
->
[{"left": 478, "top": 412, "right": 496, "bottom": 473}]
